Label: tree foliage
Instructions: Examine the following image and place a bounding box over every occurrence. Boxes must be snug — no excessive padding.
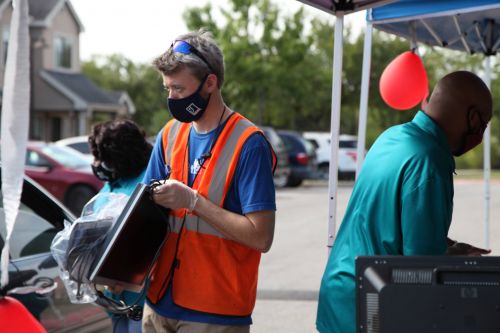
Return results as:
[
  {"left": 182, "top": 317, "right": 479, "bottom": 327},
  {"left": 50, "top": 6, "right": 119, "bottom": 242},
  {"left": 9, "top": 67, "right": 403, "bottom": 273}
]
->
[
  {"left": 82, "top": 0, "right": 500, "bottom": 168},
  {"left": 81, "top": 54, "right": 166, "bottom": 135}
]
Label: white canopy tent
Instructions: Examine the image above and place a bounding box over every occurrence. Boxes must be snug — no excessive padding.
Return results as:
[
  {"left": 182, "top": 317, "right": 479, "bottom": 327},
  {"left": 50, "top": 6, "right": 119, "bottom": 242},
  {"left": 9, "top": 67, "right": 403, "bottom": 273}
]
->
[{"left": 296, "top": 0, "right": 397, "bottom": 250}]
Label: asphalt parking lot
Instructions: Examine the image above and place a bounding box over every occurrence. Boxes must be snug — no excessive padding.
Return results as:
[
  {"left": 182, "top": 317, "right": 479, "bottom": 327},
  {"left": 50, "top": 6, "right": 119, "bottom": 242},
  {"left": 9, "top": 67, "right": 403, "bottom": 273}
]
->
[{"left": 252, "top": 178, "right": 500, "bottom": 333}]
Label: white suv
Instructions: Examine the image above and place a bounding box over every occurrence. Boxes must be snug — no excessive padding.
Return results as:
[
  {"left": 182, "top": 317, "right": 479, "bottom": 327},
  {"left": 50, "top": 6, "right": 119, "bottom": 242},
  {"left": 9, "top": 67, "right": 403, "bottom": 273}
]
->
[
  {"left": 55, "top": 135, "right": 92, "bottom": 162},
  {"left": 303, "top": 132, "right": 358, "bottom": 180}
]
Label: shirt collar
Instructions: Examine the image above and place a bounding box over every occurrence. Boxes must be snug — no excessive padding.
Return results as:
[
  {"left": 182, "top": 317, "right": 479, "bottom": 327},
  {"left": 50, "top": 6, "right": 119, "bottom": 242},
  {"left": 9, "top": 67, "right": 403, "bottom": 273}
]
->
[
  {"left": 412, "top": 110, "right": 455, "bottom": 169},
  {"left": 109, "top": 169, "right": 147, "bottom": 190},
  {"left": 412, "top": 111, "right": 446, "bottom": 147}
]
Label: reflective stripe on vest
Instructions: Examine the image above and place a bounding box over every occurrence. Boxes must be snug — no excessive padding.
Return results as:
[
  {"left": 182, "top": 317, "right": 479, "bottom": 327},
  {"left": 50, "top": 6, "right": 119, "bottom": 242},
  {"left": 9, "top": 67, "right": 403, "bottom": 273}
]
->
[
  {"left": 147, "top": 112, "right": 276, "bottom": 316},
  {"left": 163, "top": 120, "right": 182, "bottom": 167}
]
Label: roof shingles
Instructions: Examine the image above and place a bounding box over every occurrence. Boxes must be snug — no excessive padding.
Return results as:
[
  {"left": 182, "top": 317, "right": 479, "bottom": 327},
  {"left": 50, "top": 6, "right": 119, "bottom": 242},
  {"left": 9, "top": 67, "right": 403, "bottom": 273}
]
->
[
  {"left": 44, "top": 70, "right": 117, "bottom": 105},
  {"left": 28, "top": 0, "right": 61, "bottom": 21}
]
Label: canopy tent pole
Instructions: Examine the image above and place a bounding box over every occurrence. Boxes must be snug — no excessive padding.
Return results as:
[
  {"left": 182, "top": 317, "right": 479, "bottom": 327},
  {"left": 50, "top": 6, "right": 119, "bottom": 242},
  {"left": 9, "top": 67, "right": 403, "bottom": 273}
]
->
[
  {"left": 452, "top": 15, "right": 472, "bottom": 54},
  {"left": 356, "top": 16, "right": 373, "bottom": 178},
  {"left": 483, "top": 56, "right": 491, "bottom": 250},
  {"left": 492, "top": 37, "right": 500, "bottom": 51},
  {"left": 327, "top": 13, "right": 344, "bottom": 252},
  {"left": 474, "top": 22, "right": 488, "bottom": 53},
  {"left": 419, "top": 19, "right": 444, "bottom": 46}
]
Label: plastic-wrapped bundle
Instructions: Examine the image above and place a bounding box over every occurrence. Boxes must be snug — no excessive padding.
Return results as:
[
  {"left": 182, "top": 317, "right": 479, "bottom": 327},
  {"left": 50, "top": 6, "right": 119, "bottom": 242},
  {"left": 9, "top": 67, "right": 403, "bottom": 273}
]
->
[{"left": 50, "top": 192, "right": 129, "bottom": 303}]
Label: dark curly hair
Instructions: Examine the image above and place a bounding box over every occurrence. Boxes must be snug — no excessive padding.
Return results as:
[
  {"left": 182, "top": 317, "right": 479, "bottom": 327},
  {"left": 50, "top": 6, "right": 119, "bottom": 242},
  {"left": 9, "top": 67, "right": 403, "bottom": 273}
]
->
[{"left": 88, "top": 119, "right": 152, "bottom": 180}]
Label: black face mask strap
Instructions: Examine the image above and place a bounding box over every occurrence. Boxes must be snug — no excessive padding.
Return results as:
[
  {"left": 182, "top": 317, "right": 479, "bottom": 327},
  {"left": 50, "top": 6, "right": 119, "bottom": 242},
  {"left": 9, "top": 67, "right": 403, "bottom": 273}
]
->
[
  {"left": 91, "top": 162, "right": 115, "bottom": 182},
  {"left": 194, "top": 74, "right": 211, "bottom": 105},
  {"left": 197, "top": 74, "right": 209, "bottom": 92},
  {"left": 466, "top": 108, "right": 474, "bottom": 134}
]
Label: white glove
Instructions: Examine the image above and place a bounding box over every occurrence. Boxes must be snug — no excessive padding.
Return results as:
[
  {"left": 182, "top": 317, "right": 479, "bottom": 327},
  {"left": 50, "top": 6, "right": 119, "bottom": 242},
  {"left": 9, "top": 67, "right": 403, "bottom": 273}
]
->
[{"left": 152, "top": 179, "right": 199, "bottom": 211}]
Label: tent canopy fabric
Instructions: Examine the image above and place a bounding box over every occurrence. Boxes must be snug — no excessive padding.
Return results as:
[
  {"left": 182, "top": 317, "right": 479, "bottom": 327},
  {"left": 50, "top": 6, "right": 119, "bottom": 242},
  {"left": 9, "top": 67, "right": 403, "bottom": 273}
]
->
[
  {"left": 297, "top": 0, "right": 395, "bottom": 15},
  {"left": 369, "top": 0, "right": 500, "bottom": 55}
]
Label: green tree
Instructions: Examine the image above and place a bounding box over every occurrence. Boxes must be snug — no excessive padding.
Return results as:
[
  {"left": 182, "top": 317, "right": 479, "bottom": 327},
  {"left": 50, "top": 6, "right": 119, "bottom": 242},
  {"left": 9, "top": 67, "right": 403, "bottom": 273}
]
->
[
  {"left": 183, "top": 0, "right": 335, "bottom": 130},
  {"left": 80, "top": 0, "right": 498, "bottom": 169},
  {"left": 81, "top": 54, "right": 166, "bottom": 135}
]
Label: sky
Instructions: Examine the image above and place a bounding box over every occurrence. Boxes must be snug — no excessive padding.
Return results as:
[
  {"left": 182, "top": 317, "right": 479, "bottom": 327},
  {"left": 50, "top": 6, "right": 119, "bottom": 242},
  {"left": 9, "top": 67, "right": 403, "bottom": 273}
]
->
[{"left": 69, "top": 0, "right": 365, "bottom": 64}]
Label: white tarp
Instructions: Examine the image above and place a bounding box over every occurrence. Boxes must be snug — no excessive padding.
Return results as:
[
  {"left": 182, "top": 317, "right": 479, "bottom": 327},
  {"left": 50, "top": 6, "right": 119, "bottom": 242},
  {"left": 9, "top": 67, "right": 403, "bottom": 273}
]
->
[{"left": 0, "top": 0, "right": 30, "bottom": 287}]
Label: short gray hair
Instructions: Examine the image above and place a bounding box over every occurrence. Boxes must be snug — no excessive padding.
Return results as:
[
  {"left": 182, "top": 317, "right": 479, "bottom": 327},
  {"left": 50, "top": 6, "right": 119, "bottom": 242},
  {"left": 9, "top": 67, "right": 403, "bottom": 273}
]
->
[{"left": 153, "top": 29, "right": 225, "bottom": 88}]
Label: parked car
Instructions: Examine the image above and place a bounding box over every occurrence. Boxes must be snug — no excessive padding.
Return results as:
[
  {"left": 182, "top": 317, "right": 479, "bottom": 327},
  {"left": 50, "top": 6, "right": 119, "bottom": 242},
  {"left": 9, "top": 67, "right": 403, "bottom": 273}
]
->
[
  {"left": 55, "top": 136, "right": 92, "bottom": 162},
  {"left": 0, "top": 170, "right": 111, "bottom": 332},
  {"left": 276, "top": 130, "right": 317, "bottom": 187},
  {"left": 260, "top": 126, "right": 292, "bottom": 188},
  {"left": 303, "top": 132, "right": 358, "bottom": 180},
  {"left": 25, "top": 142, "right": 103, "bottom": 215}
]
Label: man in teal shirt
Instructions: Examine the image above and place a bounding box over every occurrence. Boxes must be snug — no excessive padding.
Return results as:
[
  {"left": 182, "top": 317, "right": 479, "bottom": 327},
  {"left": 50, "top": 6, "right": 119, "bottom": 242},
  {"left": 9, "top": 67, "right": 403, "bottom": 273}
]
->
[{"left": 316, "top": 71, "right": 492, "bottom": 333}]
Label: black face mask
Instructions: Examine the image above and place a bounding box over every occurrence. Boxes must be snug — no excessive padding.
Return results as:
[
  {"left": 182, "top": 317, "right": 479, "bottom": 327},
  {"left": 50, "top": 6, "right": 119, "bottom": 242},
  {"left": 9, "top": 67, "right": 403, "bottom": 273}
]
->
[
  {"left": 453, "top": 110, "right": 488, "bottom": 157},
  {"left": 92, "top": 162, "right": 115, "bottom": 182},
  {"left": 167, "top": 76, "right": 210, "bottom": 123}
]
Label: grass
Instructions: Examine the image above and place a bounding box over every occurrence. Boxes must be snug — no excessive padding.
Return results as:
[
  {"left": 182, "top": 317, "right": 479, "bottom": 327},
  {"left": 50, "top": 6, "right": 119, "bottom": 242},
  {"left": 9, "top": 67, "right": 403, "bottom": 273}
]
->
[{"left": 455, "top": 169, "right": 500, "bottom": 180}]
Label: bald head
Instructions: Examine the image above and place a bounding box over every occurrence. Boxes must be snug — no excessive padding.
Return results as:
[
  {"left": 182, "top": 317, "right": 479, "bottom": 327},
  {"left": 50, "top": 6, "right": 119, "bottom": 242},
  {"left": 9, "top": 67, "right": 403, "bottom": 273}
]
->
[
  {"left": 425, "top": 71, "right": 492, "bottom": 155},
  {"left": 427, "top": 71, "right": 492, "bottom": 121}
]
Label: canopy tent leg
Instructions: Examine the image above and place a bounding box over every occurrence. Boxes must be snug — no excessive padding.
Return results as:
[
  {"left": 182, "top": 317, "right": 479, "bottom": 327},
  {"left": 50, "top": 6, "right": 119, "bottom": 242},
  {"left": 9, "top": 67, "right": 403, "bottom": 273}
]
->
[
  {"left": 420, "top": 19, "right": 445, "bottom": 47},
  {"left": 482, "top": 56, "right": 491, "bottom": 250},
  {"left": 452, "top": 15, "right": 472, "bottom": 54},
  {"left": 356, "top": 17, "right": 373, "bottom": 178},
  {"left": 327, "top": 13, "right": 344, "bottom": 252}
]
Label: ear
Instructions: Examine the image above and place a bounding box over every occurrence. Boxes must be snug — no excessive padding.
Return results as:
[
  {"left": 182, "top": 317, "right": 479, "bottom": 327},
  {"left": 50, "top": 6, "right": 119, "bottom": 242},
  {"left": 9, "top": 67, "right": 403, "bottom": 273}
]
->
[
  {"left": 205, "top": 73, "right": 219, "bottom": 93},
  {"left": 466, "top": 106, "right": 477, "bottom": 122}
]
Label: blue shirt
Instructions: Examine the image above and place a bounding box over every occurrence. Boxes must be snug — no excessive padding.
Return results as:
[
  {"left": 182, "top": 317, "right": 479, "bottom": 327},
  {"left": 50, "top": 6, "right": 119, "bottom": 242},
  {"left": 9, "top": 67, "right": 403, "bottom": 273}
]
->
[
  {"left": 143, "top": 119, "right": 276, "bottom": 325},
  {"left": 316, "top": 111, "right": 455, "bottom": 333},
  {"left": 98, "top": 170, "right": 147, "bottom": 311}
]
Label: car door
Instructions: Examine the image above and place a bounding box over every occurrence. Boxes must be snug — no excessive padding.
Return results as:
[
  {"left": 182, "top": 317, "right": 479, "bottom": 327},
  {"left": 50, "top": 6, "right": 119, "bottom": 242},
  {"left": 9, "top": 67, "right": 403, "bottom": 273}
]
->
[
  {"left": 24, "top": 148, "right": 68, "bottom": 201},
  {"left": 0, "top": 177, "right": 111, "bottom": 332}
]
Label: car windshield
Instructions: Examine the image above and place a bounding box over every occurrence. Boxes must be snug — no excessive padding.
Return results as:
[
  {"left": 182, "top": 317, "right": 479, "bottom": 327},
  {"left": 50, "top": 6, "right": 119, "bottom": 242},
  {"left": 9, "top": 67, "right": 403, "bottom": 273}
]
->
[
  {"left": 68, "top": 141, "right": 91, "bottom": 155},
  {"left": 40, "top": 145, "right": 90, "bottom": 169},
  {"left": 303, "top": 139, "right": 316, "bottom": 155}
]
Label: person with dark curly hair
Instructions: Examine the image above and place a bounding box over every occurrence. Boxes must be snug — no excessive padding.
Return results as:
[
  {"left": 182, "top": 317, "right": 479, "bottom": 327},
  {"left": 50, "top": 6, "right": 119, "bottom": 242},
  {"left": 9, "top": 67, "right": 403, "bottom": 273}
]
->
[
  {"left": 89, "top": 119, "right": 152, "bottom": 187},
  {"left": 89, "top": 119, "right": 153, "bottom": 333}
]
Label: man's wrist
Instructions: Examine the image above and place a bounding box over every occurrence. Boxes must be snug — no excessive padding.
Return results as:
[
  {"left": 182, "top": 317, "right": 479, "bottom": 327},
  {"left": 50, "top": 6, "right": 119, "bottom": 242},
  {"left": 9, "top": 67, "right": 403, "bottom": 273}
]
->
[{"left": 189, "top": 190, "right": 199, "bottom": 212}]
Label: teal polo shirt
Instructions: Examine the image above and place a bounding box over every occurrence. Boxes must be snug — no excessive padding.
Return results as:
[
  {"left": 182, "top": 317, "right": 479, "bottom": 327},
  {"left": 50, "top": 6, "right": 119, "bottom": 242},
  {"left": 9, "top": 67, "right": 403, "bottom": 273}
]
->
[{"left": 316, "top": 111, "right": 455, "bottom": 333}]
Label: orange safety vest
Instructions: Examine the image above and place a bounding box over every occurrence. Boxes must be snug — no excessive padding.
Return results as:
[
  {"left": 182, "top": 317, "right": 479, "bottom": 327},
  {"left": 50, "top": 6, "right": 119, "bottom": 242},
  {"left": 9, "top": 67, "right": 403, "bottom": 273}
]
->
[{"left": 147, "top": 112, "right": 276, "bottom": 316}]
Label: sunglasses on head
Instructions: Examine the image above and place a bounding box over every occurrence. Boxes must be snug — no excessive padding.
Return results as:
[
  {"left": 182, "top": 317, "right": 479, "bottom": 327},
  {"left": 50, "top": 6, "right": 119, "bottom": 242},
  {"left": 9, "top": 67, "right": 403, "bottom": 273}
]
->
[{"left": 171, "top": 40, "right": 214, "bottom": 73}]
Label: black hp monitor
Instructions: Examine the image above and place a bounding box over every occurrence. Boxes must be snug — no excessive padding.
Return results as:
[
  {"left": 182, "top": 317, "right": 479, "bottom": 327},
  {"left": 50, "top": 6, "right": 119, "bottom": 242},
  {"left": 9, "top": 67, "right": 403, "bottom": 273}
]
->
[
  {"left": 356, "top": 255, "right": 500, "bottom": 333},
  {"left": 89, "top": 183, "right": 169, "bottom": 291}
]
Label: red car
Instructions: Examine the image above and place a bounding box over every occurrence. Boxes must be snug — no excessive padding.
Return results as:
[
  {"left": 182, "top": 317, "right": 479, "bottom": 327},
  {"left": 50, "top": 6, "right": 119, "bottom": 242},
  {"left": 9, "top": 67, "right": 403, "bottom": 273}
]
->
[{"left": 25, "top": 142, "right": 103, "bottom": 215}]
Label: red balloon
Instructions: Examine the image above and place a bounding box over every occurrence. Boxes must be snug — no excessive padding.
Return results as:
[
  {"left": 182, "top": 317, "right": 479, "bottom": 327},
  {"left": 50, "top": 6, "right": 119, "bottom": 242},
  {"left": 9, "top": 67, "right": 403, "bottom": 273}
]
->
[
  {"left": 0, "top": 296, "right": 46, "bottom": 332},
  {"left": 379, "top": 51, "right": 428, "bottom": 110}
]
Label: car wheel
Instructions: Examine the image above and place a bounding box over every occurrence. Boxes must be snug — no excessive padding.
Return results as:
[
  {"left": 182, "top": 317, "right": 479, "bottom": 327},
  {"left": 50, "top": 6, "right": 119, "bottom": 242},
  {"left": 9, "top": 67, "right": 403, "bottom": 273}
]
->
[
  {"left": 318, "top": 163, "right": 329, "bottom": 179},
  {"left": 286, "top": 176, "right": 303, "bottom": 187},
  {"left": 274, "top": 173, "right": 289, "bottom": 188},
  {"left": 65, "top": 185, "right": 97, "bottom": 216}
]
